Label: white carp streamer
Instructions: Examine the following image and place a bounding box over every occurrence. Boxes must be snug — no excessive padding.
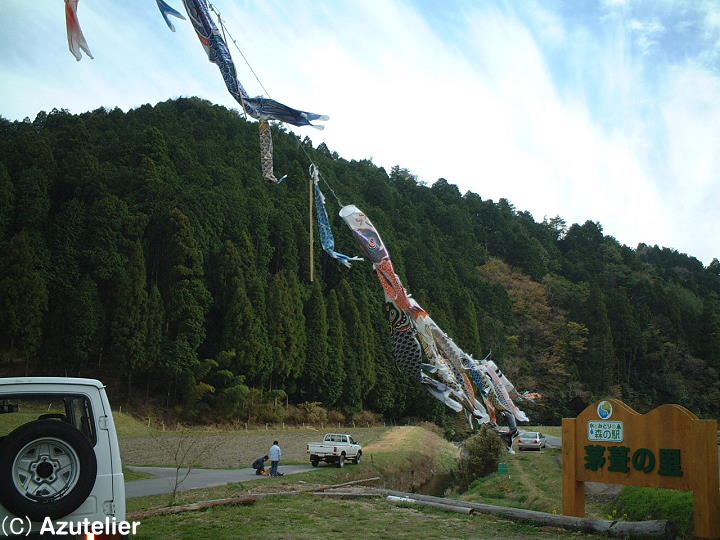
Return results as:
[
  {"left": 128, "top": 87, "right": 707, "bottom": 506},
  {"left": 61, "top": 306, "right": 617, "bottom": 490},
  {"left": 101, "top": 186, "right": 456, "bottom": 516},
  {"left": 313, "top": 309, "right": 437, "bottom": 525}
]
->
[{"left": 340, "top": 204, "right": 530, "bottom": 451}]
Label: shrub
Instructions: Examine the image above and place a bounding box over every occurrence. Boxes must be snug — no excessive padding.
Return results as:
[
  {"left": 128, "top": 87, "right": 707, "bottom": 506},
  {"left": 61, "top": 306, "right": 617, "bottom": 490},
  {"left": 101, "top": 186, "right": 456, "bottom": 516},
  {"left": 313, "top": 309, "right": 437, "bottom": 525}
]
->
[
  {"left": 283, "top": 405, "right": 304, "bottom": 425},
  {"left": 354, "top": 410, "right": 382, "bottom": 426},
  {"left": 256, "top": 407, "right": 283, "bottom": 424},
  {"left": 613, "top": 486, "right": 693, "bottom": 538},
  {"left": 327, "top": 409, "right": 346, "bottom": 425},
  {"left": 456, "top": 425, "right": 503, "bottom": 491},
  {"left": 284, "top": 402, "right": 328, "bottom": 425},
  {"left": 300, "top": 402, "right": 328, "bottom": 424}
]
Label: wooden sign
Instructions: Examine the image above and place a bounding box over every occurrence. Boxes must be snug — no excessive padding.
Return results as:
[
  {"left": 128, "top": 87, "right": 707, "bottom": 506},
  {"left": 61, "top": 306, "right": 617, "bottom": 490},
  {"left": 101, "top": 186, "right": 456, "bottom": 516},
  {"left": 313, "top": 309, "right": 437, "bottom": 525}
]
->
[{"left": 562, "top": 399, "right": 719, "bottom": 539}]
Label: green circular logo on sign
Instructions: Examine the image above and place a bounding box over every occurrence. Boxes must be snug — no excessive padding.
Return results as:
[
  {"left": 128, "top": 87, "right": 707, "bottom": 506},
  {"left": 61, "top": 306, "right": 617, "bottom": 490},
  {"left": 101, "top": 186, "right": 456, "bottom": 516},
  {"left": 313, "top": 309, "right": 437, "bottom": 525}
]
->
[{"left": 597, "top": 400, "right": 613, "bottom": 419}]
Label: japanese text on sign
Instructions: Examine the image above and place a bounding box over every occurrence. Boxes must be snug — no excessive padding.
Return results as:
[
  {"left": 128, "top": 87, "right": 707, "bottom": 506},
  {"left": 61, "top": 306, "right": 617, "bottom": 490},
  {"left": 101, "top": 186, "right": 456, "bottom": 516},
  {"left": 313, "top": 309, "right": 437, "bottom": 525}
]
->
[
  {"left": 584, "top": 445, "right": 683, "bottom": 477},
  {"left": 588, "top": 420, "right": 624, "bottom": 442}
]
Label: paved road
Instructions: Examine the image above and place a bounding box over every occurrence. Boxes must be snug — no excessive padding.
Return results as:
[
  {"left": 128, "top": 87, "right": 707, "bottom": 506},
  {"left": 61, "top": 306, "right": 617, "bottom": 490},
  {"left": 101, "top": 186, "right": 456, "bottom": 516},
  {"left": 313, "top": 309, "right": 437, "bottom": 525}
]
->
[
  {"left": 545, "top": 434, "right": 562, "bottom": 448},
  {"left": 125, "top": 464, "right": 319, "bottom": 498}
]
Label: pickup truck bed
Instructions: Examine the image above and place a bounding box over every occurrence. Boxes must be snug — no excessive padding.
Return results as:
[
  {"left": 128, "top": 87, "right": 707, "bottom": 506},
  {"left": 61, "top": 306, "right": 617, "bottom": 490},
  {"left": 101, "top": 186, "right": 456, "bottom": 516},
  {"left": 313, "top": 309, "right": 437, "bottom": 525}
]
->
[{"left": 307, "top": 433, "right": 362, "bottom": 468}]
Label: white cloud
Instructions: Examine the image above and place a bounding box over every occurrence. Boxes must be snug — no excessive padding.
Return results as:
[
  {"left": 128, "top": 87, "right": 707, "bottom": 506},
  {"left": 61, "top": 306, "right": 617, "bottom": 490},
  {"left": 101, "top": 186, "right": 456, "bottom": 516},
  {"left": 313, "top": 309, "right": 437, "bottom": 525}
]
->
[
  {"left": 659, "top": 62, "right": 720, "bottom": 258},
  {"left": 602, "top": 0, "right": 630, "bottom": 7},
  {"left": 629, "top": 18, "right": 665, "bottom": 55},
  {"left": 0, "top": 0, "right": 718, "bottom": 264}
]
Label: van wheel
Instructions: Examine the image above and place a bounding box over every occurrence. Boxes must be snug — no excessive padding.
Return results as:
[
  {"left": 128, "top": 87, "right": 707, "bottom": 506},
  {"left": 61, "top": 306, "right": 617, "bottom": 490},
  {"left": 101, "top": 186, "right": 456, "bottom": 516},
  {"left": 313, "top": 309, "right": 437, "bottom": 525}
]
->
[
  {"left": 336, "top": 455, "right": 345, "bottom": 468},
  {"left": 0, "top": 420, "right": 97, "bottom": 521}
]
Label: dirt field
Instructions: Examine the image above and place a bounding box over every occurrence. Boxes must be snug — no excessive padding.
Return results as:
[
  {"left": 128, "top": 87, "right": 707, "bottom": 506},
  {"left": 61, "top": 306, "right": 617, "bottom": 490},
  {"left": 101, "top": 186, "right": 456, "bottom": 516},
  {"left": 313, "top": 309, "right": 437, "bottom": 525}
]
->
[{"left": 120, "top": 427, "right": 389, "bottom": 468}]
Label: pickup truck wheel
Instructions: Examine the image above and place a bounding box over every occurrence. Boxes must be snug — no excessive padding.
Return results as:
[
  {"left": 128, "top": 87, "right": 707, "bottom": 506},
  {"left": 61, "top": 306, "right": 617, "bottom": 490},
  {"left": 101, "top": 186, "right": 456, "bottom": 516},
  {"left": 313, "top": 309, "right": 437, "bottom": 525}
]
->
[
  {"left": 353, "top": 452, "right": 362, "bottom": 465},
  {"left": 0, "top": 420, "right": 97, "bottom": 521},
  {"left": 336, "top": 455, "right": 345, "bottom": 468},
  {"left": 311, "top": 460, "right": 319, "bottom": 467}
]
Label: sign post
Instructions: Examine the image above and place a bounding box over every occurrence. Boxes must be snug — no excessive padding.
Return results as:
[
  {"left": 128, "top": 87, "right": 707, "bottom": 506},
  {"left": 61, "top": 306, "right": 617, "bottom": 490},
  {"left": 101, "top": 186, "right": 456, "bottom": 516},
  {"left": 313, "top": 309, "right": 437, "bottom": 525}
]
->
[{"left": 562, "top": 399, "right": 719, "bottom": 539}]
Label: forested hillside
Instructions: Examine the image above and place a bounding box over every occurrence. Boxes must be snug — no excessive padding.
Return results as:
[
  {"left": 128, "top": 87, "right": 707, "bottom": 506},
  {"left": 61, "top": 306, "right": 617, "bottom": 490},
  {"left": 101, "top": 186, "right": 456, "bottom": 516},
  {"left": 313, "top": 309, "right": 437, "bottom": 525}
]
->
[{"left": 1, "top": 98, "right": 718, "bottom": 424}]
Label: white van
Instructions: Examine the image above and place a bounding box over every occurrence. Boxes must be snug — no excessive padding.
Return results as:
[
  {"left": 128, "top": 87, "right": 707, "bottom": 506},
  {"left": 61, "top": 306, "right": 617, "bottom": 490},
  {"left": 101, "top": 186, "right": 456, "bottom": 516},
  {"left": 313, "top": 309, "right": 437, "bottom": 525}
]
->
[{"left": 0, "top": 378, "right": 125, "bottom": 538}]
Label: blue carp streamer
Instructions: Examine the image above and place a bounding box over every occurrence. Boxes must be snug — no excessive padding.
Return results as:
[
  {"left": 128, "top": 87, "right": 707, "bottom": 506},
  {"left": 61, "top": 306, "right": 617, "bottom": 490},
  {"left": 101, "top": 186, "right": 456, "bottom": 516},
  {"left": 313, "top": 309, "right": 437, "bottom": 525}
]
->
[
  {"left": 165, "top": 0, "right": 328, "bottom": 127},
  {"left": 312, "top": 165, "right": 363, "bottom": 267},
  {"left": 156, "top": 0, "right": 186, "bottom": 32},
  {"left": 158, "top": 0, "right": 328, "bottom": 181}
]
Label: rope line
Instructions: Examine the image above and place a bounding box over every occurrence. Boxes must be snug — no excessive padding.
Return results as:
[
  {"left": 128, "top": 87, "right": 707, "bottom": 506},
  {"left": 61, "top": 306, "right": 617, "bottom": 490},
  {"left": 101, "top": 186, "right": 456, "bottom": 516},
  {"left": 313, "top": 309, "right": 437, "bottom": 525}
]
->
[
  {"left": 209, "top": 3, "right": 271, "bottom": 99},
  {"left": 207, "top": 4, "right": 249, "bottom": 118},
  {"left": 319, "top": 169, "right": 344, "bottom": 207},
  {"left": 208, "top": 4, "right": 344, "bottom": 208},
  {"left": 296, "top": 140, "right": 344, "bottom": 207}
]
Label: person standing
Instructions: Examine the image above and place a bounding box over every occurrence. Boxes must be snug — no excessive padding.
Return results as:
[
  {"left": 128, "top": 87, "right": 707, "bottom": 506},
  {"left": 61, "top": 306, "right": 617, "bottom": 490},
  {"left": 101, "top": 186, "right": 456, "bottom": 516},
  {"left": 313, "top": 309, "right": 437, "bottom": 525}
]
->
[{"left": 269, "top": 440, "right": 282, "bottom": 477}]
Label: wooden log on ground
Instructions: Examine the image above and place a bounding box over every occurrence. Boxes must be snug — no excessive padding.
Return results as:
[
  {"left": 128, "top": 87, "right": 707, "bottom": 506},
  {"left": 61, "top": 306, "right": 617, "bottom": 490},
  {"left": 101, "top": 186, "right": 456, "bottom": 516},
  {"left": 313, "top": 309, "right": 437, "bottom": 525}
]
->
[
  {"left": 251, "top": 491, "right": 302, "bottom": 498},
  {"left": 312, "top": 491, "right": 380, "bottom": 498},
  {"left": 381, "top": 490, "right": 676, "bottom": 539},
  {"left": 129, "top": 495, "right": 257, "bottom": 519},
  {"left": 387, "top": 495, "right": 473, "bottom": 515},
  {"left": 312, "top": 477, "right": 381, "bottom": 492}
]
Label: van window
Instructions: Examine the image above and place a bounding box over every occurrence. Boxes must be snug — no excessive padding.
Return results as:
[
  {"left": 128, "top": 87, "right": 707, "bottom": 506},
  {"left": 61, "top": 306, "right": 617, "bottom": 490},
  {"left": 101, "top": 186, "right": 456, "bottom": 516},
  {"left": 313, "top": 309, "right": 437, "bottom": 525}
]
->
[{"left": 0, "top": 394, "right": 96, "bottom": 446}]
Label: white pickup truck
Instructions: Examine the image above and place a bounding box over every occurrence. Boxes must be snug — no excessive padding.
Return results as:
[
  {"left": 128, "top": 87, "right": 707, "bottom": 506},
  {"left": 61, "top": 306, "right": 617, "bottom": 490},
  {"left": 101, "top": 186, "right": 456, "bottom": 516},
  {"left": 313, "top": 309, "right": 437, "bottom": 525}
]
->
[
  {"left": 307, "top": 433, "right": 362, "bottom": 468},
  {"left": 0, "top": 377, "right": 126, "bottom": 537}
]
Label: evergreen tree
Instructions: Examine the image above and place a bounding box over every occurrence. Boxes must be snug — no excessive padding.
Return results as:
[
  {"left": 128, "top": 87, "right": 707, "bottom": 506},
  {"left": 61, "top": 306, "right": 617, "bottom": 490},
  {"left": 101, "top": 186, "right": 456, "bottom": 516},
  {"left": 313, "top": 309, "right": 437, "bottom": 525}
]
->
[
  {"left": 337, "top": 280, "right": 367, "bottom": 413},
  {"left": 266, "top": 270, "right": 306, "bottom": 391},
  {"left": 14, "top": 167, "right": 50, "bottom": 232},
  {"left": 1, "top": 99, "right": 717, "bottom": 420},
  {"left": 700, "top": 296, "right": 720, "bottom": 367},
  {"left": 323, "top": 289, "right": 346, "bottom": 406},
  {"left": 45, "top": 275, "right": 103, "bottom": 376},
  {"left": 144, "top": 284, "right": 165, "bottom": 392},
  {"left": 0, "top": 231, "right": 48, "bottom": 374},
  {"left": 109, "top": 239, "right": 149, "bottom": 397},
  {"left": 300, "top": 280, "right": 329, "bottom": 401},
  {"left": 0, "top": 164, "right": 14, "bottom": 243},
  {"left": 159, "top": 209, "right": 212, "bottom": 397},
  {"left": 580, "top": 283, "right": 615, "bottom": 393}
]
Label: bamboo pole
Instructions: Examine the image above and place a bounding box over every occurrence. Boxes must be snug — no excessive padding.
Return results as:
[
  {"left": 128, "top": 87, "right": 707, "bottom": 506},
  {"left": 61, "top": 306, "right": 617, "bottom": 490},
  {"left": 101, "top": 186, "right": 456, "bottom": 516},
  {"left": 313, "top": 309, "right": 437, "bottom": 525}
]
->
[{"left": 309, "top": 172, "right": 314, "bottom": 282}]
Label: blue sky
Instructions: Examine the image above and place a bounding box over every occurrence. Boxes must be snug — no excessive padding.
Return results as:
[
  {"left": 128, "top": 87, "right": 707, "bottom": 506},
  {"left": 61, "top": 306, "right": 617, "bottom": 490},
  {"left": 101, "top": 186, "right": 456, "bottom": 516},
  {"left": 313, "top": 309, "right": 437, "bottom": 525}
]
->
[{"left": 1, "top": 0, "right": 718, "bottom": 265}]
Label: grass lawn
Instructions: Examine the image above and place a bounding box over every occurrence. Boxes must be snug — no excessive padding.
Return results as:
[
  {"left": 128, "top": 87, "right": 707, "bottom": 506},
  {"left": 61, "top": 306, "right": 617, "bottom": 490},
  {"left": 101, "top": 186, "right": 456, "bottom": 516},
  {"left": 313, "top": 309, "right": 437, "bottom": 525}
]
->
[
  {"left": 458, "top": 447, "right": 607, "bottom": 519},
  {"left": 126, "top": 426, "right": 606, "bottom": 539},
  {"left": 123, "top": 467, "right": 156, "bottom": 482},
  {"left": 613, "top": 486, "right": 694, "bottom": 538},
  {"left": 130, "top": 493, "right": 608, "bottom": 540},
  {"left": 127, "top": 426, "right": 459, "bottom": 512},
  {"left": 522, "top": 425, "right": 562, "bottom": 437}
]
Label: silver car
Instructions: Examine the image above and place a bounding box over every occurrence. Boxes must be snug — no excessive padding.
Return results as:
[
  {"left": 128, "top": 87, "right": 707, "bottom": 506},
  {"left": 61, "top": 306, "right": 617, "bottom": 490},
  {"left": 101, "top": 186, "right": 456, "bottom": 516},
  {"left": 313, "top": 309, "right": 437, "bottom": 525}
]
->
[{"left": 517, "top": 431, "right": 546, "bottom": 451}]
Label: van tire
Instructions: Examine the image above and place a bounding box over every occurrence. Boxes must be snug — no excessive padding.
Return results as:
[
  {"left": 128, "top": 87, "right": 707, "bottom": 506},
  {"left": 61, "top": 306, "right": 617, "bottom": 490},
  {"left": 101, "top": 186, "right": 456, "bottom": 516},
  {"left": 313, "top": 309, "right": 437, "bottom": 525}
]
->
[{"left": 0, "top": 420, "right": 97, "bottom": 521}]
